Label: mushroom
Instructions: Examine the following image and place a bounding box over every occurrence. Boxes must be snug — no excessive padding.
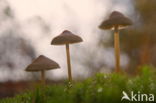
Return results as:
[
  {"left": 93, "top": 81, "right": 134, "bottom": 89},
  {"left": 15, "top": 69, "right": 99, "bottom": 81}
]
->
[
  {"left": 25, "top": 55, "right": 60, "bottom": 85},
  {"left": 51, "top": 30, "right": 83, "bottom": 83},
  {"left": 99, "top": 11, "right": 132, "bottom": 72}
]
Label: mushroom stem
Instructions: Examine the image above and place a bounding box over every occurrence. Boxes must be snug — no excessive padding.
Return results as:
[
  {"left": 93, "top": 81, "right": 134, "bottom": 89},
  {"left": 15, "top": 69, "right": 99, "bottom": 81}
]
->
[
  {"left": 65, "top": 44, "right": 72, "bottom": 83},
  {"left": 41, "top": 70, "right": 45, "bottom": 85},
  {"left": 114, "top": 26, "right": 120, "bottom": 72}
]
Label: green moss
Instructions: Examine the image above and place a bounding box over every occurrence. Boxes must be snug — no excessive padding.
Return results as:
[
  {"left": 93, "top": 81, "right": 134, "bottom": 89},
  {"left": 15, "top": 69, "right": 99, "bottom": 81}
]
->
[{"left": 1, "top": 66, "right": 156, "bottom": 103}]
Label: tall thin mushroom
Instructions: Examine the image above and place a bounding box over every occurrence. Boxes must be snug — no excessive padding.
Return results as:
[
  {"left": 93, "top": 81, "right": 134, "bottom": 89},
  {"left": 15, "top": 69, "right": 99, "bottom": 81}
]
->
[
  {"left": 25, "top": 55, "right": 60, "bottom": 85},
  {"left": 99, "top": 11, "right": 132, "bottom": 72},
  {"left": 51, "top": 30, "right": 83, "bottom": 83}
]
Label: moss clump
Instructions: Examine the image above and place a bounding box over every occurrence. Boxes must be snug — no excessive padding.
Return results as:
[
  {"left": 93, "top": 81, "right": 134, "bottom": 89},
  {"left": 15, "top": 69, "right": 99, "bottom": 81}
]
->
[{"left": 1, "top": 66, "right": 156, "bottom": 103}]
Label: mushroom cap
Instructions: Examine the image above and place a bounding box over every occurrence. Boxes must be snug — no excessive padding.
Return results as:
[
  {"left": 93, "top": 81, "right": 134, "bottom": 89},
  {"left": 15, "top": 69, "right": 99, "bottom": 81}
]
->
[
  {"left": 25, "top": 55, "right": 60, "bottom": 72},
  {"left": 99, "top": 11, "right": 132, "bottom": 30},
  {"left": 51, "top": 30, "right": 83, "bottom": 45}
]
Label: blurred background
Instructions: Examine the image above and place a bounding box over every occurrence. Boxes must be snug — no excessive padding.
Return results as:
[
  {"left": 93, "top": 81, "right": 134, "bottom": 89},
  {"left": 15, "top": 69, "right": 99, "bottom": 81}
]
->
[{"left": 0, "top": 0, "right": 155, "bottom": 98}]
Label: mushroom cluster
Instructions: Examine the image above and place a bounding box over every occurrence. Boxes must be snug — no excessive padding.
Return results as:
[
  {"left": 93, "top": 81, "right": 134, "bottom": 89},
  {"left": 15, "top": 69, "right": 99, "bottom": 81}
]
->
[
  {"left": 24, "top": 30, "right": 83, "bottom": 86},
  {"left": 24, "top": 11, "right": 132, "bottom": 87}
]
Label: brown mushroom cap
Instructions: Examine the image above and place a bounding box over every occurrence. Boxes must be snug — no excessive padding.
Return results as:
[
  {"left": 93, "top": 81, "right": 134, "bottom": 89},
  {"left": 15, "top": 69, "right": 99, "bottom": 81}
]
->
[
  {"left": 99, "top": 11, "right": 132, "bottom": 30},
  {"left": 25, "top": 55, "right": 60, "bottom": 72},
  {"left": 51, "top": 30, "right": 83, "bottom": 45}
]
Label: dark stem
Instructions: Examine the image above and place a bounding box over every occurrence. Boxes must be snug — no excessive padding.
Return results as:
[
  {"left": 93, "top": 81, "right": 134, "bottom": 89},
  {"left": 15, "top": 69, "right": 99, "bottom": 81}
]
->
[
  {"left": 65, "top": 44, "right": 72, "bottom": 83},
  {"left": 114, "top": 26, "right": 120, "bottom": 72},
  {"left": 41, "top": 70, "right": 45, "bottom": 85}
]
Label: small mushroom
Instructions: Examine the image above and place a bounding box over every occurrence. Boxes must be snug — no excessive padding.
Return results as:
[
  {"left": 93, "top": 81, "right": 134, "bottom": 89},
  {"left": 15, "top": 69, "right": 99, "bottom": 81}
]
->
[
  {"left": 99, "top": 11, "right": 132, "bottom": 72},
  {"left": 51, "top": 30, "right": 83, "bottom": 83},
  {"left": 25, "top": 55, "right": 60, "bottom": 85}
]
